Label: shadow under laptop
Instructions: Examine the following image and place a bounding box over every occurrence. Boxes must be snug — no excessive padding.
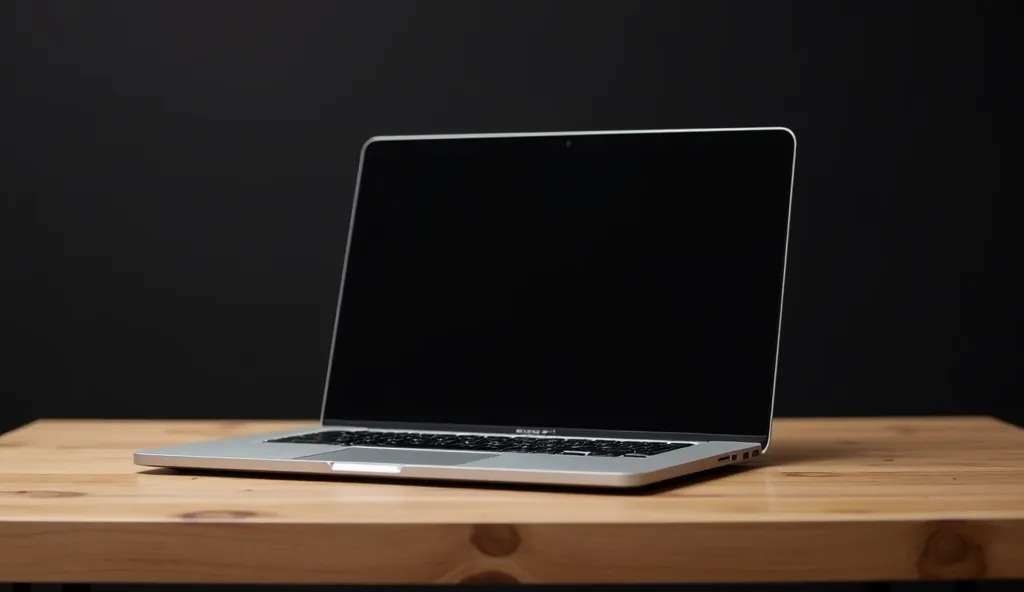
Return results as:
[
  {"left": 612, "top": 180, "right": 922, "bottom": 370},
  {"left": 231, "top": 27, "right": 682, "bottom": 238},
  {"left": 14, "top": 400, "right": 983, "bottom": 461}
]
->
[
  {"left": 137, "top": 437, "right": 860, "bottom": 495},
  {"left": 136, "top": 462, "right": 761, "bottom": 496}
]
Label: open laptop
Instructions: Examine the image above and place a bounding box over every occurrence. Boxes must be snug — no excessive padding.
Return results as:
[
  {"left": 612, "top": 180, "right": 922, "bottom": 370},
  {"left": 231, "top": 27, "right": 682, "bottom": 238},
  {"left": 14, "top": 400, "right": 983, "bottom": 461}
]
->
[{"left": 135, "top": 127, "right": 797, "bottom": 489}]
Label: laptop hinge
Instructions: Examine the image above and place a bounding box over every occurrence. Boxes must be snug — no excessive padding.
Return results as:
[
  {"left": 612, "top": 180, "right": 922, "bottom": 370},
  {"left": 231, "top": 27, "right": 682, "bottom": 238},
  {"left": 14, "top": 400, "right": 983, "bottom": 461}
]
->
[{"left": 321, "top": 419, "right": 765, "bottom": 445}]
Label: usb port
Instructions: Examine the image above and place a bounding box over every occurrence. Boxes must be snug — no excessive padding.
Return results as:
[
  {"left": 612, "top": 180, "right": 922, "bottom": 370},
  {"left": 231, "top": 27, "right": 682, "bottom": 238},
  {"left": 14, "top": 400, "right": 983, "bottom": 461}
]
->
[
  {"left": 742, "top": 452, "right": 749, "bottom": 460},
  {"left": 718, "top": 456, "right": 730, "bottom": 462}
]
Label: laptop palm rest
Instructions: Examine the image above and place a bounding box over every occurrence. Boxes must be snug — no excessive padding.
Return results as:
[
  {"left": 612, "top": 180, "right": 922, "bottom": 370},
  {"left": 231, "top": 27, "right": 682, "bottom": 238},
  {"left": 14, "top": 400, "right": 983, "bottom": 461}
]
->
[{"left": 299, "top": 447, "right": 498, "bottom": 470}]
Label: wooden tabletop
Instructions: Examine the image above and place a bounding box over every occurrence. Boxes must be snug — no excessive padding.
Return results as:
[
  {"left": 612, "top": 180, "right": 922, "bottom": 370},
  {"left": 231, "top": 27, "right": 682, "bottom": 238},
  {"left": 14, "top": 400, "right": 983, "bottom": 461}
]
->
[{"left": 1, "top": 417, "right": 1022, "bottom": 585}]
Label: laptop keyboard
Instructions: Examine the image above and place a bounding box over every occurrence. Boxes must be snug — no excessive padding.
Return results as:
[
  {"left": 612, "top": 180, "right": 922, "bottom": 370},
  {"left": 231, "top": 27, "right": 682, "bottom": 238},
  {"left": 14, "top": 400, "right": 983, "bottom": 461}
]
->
[{"left": 269, "top": 430, "right": 692, "bottom": 458}]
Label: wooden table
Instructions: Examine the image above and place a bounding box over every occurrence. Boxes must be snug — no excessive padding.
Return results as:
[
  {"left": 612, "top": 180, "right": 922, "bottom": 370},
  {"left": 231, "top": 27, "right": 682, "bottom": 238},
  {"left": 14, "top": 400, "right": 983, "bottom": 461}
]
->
[{"left": 1, "top": 417, "right": 1023, "bottom": 586}]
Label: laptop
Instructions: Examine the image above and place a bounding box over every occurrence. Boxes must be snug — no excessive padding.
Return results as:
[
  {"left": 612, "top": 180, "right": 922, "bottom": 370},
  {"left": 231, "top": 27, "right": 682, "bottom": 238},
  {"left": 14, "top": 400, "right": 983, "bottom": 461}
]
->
[{"left": 135, "top": 127, "right": 797, "bottom": 489}]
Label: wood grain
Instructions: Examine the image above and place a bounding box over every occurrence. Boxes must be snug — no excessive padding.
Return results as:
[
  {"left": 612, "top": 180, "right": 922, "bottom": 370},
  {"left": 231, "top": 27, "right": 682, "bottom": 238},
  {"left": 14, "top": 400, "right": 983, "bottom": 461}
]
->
[{"left": 1, "top": 417, "right": 1022, "bottom": 584}]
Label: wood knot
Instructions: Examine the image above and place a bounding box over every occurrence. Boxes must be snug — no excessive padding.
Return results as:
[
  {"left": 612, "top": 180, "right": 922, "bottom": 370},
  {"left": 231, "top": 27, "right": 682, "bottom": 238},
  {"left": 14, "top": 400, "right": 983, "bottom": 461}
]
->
[
  {"left": 459, "top": 570, "right": 520, "bottom": 585},
  {"left": 5, "top": 490, "right": 85, "bottom": 498},
  {"left": 470, "top": 524, "right": 521, "bottom": 557},
  {"left": 179, "top": 510, "right": 260, "bottom": 521},
  {"left": 918, "top": 524, "right": 987, "bottom": 579}
]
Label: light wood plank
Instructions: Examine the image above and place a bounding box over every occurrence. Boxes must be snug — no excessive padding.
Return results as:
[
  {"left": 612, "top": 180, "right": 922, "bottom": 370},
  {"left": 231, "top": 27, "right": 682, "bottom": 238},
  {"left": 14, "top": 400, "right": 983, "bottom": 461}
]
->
[{"left": 1, "top": 417, "right": 1022, "bottom": 583}]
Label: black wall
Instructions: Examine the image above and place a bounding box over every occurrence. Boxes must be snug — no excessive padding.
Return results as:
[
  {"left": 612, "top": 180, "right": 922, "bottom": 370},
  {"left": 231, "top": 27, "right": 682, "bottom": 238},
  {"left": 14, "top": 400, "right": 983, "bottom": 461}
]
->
[{"left": 4, "top": 0, "right": 1022, "bottom": 435}]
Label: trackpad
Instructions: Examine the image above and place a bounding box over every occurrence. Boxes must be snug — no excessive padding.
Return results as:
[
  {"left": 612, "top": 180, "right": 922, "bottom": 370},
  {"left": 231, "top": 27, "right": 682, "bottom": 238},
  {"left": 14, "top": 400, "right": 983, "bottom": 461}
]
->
[{"left": 300, "top": 447, "right": 497, "bottom": 466}]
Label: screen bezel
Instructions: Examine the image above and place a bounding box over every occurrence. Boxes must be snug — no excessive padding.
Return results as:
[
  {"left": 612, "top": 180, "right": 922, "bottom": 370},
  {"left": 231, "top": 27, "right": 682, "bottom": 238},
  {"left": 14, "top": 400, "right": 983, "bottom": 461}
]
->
[{"left": 319, "top": 128, "right": 797, "bottom": 450}]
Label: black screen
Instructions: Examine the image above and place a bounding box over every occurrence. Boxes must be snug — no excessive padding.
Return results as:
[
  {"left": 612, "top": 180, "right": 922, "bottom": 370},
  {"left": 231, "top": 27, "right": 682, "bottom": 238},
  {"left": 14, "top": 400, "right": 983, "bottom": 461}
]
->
[{"left": 324, "top": 130, "right": 796, "bottom": 438}]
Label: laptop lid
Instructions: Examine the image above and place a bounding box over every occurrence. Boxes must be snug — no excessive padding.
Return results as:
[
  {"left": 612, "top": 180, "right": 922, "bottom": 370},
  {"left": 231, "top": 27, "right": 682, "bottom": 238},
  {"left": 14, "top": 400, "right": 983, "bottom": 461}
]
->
[{"left": 322, "top": 128, "right": 796, "bottom": 448}]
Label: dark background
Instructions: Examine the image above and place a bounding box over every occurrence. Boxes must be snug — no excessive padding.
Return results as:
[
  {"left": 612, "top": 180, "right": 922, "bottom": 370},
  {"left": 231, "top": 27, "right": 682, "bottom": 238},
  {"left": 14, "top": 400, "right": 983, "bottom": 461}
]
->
[{"left": 2, "top": 1, "right": 1022, "bottom": 590}]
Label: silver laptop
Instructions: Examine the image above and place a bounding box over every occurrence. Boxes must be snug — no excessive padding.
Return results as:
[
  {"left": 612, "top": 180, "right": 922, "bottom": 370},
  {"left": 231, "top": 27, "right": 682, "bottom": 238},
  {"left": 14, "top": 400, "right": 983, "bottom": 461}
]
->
[{"left": 135, "top": 127, "right": 797, "bottom": 489}]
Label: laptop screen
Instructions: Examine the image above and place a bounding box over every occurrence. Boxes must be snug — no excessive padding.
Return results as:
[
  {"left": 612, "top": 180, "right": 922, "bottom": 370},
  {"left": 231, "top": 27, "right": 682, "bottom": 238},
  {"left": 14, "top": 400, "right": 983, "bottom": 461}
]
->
[{"left": 323, "top": 129, "right": 796, "bottom": 438}]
